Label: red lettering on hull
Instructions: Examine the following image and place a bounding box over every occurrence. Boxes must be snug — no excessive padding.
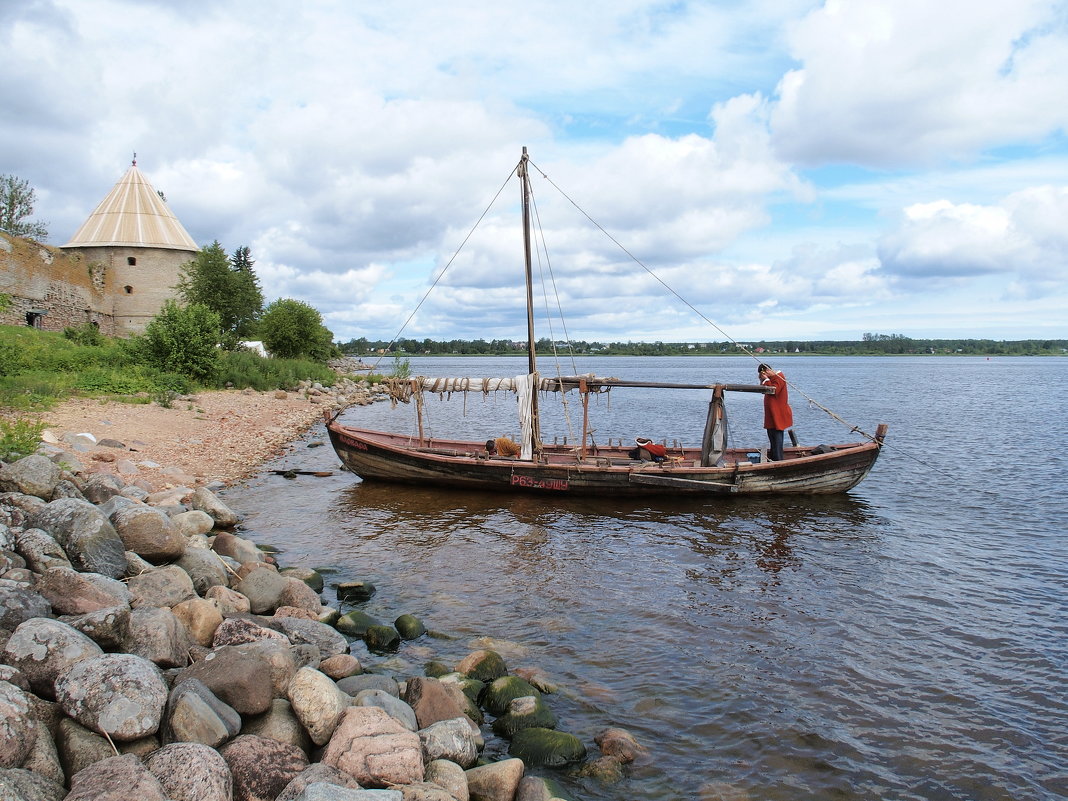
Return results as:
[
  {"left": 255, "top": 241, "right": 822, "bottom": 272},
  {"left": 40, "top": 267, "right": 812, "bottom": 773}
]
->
[{"left": 510, "top": 474, "right": 570, "bottom": 491}]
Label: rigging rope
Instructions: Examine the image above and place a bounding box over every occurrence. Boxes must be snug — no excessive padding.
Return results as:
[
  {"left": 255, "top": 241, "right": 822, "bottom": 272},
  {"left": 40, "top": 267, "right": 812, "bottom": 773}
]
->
[{"left": 369, "top": 164, "right": 518, "bottom": 375}]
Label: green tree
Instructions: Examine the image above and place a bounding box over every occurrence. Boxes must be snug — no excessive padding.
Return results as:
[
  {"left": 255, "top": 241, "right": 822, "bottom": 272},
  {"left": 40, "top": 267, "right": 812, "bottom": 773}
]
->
[
  {"left": 176, "top": 241, "right": 263, "bottom": 339},
  {"left": 259, "top": 298, "right": 335, "bottom": 360},
  {"left": 229, "top": 245, "right": 264, "bottom": 337},
  {"left": 140, "top": 300, "right": 221, "bottom": 381},
  {"left": 0, "top": 174, "right": 49, "bottom": 241}
]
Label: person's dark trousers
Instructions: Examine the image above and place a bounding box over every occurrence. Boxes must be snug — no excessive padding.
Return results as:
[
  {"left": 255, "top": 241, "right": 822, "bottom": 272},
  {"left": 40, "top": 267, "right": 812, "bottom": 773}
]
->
[{"left": 767, "top": 429, "right": 784, "bottom": 461}]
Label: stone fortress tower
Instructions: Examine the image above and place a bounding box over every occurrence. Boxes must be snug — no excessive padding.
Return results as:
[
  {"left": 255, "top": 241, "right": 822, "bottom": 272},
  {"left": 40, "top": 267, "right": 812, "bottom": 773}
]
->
[{"left": 59, "top": 157, "right": 199, "bottom": 334}]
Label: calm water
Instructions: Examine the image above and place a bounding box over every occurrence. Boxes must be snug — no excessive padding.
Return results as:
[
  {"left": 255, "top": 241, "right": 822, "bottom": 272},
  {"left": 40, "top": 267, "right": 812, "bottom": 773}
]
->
[{"left": 221, "top": 357, "right": 1068, "bottom": 801}]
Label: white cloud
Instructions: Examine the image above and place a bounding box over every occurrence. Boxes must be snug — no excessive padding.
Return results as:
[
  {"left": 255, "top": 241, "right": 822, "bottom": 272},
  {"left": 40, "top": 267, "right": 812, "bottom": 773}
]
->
[
  {"left": 771, "top": 0, "right": 1068, "bottom": 166},
  {"left": 878, "top": 187, "right": 1068, "bottom": 284}
]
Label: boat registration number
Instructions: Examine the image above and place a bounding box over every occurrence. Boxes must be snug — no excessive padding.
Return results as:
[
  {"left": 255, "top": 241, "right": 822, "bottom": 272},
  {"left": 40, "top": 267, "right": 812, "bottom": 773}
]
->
[{"left": 511, "top": 474, "right": 569, "bottom": 491}]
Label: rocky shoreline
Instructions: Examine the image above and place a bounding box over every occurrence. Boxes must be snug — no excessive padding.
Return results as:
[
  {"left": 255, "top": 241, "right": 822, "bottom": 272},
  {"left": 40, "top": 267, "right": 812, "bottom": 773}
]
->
[{"left": 0, "top": 405, "right": 645, "bottom": 800}]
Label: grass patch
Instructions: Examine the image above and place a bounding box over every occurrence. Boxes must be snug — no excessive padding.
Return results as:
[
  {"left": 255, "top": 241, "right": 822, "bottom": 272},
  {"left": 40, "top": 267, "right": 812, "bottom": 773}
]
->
[{"left": 0, "top": 324, "right": 340, "bottom": 411}]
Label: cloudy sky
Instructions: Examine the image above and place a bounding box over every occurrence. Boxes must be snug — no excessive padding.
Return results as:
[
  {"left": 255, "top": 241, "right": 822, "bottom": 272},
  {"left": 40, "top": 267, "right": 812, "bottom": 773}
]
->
[{"left": 3, "top": 0, "right": 1067, "bottom": 344}]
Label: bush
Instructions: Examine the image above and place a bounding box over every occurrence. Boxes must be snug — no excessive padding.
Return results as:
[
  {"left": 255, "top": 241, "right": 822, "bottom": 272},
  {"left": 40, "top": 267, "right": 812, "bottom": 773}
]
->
[
  {"left": 259, "top": 298, "right": 336, "bottom": 361},
  {"left": 216, "top": 350, "right": 335, "bottom": 391},
  {"left": 0, "top": 415, "right": 45, "bottom": 458},
  {"left": 140, "top": 301, "right": 221, "bottom": 382},
  {"left": 62, "top": 323, "right": 105, "bottom": 347},
  {"left": 0, "top": 342, "right": 23, "bottom": 377}
]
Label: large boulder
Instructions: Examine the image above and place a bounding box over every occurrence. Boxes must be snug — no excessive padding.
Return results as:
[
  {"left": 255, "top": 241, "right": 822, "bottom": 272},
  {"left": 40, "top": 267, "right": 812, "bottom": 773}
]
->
[
  {"left": 480, "top": 675, "right": 540, "bottom": 717},
  {"left": 171, "top": 597, "right": 224, "bottom": 647},
  {"left": 35, "top": 567, "right": 130, "bottom": 615},
  {"left": 507, "top": 727, "right": 586, "bottom": 767},
  {"left": 171, "top": 509, "right": 215, "bottom": 537},
  {"left": 2, "top": 618, "right": 103, "bottom": 699},
  {"left": 82, "top": 474, "right": 125, "bottom": 505},
  {"left": 403, "top": 677, "right": 471, "bottom": 730},
  {"left": 59, "top": 604, "right": 131, "bottom": 651},
  {"left": 0, "top": 767, "right": 65, "bottom": 801},
  {"left": 126, "top": 564, "right": 197, "bottom": 608},
  {"left": 108, "top": 504, "right": 185, "bottom": 564},
  {"left": 233, "top": 567, "right": 288, "bottom": 614},
  {"left": 425, "top": 759, "right": 469, "bottom": 801},
  {"left": 161, "top": 678, "right": 241, "bottom": 748},
  {"left": 53, "top": 717, "right": 115, "bottom": 780},
  {"left": 144, "top": 742, "right": 233, "bottom": 801},
  {"left": 491, "top": 695, "right": 557, "bottom": 738},
  {"left": 219, "top": 734, "right": 308, "bottom": 801},
  {"left": 231, "top": 640, "right": 301, "bottom": 698},
  {"left": 64, "top": 753, "right": 168, "bottom": 801},
  {"left": 241, "top": 698, "right": 311, "bottom": 753},
  {"left": 278, "top": 566, "right": 324, "bottom": 593},
  {"left": 464, "top": 758, "right": 525, "bottom": 801},
  {"left": 276, "top": 576, "right": 323, "bottom": 614},
  {"left": 211, "top": 532, "right": 263, "bottom": 565},
  {"left": 455, "top": 649, "right": 508, "bottom": 683},
  {"left": 176, "top": 548, "right": 230, "bottom": 595},
  {"left": 419, "top": 717, "right": 480, "bottom": 768},
  {"left": 275, "top": 763, "right": 363, "bottom": 801},
  {"left": 353, "top": 688, "right": 417, "bottom": 732},
  {"left": 321, "top": 706, "right": 423, "bottom": 788},
  {"left": 0, "top": 581, "right": 52, "bottom": 631},
  {"left": 269, "top": 616, "right": 349, "bottom": 659},
  {"left": 172, "top": 645, "right": 275, "bottom": 716},
  {"left": 0, "top": 455, "right": 63, "bottom": 500},
  {"left": 211, "top": 616, "right": 290, "bottom": 648},
  {"left": 205, "top": 585, "right": 251, "bottom": 615},
  {"left": 27, "top": 499, "right": 127, "bottom": 578},
  {"left": 0, "top": 680, "right": 37, "bottom": 769},
  {"left": 122, "top": 606, "right": 194, "bottom": 668},
  {"left": 594, "top": 726, "right": 645, "bottom": 763},
  {"left": 191, "top": 488, "right": 240, "bottom": 528},
  {"left": 337, "top": 673, "right": 399, "bottom": 697},
  {"left": 287, "top": 667, "right": 351, "bottom": 746},
  {"left": 13, "top": 528, "right": 72, "bottom": 573},
  {"left": 54, "top": 653, "right": 168, "bottom": 741}
]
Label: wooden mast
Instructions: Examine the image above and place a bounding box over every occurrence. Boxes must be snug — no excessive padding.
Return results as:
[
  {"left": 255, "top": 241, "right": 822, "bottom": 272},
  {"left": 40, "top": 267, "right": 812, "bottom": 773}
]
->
[{"left": 519, "top": 148, "right": 541, "bottom": 456}]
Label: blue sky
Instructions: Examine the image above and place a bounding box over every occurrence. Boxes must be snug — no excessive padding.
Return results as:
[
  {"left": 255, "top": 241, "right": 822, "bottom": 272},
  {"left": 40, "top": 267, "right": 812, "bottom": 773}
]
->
[{"left": 2, "top": 0, "right": 1066, "bottom": 343}]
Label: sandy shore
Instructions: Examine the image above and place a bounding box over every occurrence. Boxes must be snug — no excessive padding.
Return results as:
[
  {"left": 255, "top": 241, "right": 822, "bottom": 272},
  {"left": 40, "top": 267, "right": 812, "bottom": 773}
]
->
[{"left": 34, "top": 390, "right": 332, "bottom": 487}]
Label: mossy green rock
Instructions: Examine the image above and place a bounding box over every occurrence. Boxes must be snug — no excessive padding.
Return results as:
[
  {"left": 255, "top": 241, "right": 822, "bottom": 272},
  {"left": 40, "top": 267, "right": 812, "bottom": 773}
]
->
[
  {"left": 394, "top": 613, "right": 426, "bottom": 640},
  {"left": 481, "top": 675, "right": 540, "bottom": 717},
  {"left": 336, "top": 609, "right": 382, "bottom": 636},
  {"left": 457, "top": 677, "right": 484, "bottom": 704},
  {"left": 508, "top": 727, "right": 586, "bottom": 767},
  {"left": 491, "top": 695, "right": 557, "bottom": 738},
  {"left": 335, "top": 580, "right": 376, "bottom": 601},
  {"left": 456, "top": 649, "right": 508, "bottom": 682},
  {"left": 424, "top": 660, "right": 451, "bottom": 678},
  {"left": 363, "top": 624, "right": 401, "bottom": 653}
]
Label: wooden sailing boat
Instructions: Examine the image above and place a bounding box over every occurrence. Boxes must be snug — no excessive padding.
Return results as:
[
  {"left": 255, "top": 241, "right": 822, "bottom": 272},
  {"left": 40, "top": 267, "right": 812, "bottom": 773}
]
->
[{"left": 326, "top": 149, "right": 887, "bottom": 496}]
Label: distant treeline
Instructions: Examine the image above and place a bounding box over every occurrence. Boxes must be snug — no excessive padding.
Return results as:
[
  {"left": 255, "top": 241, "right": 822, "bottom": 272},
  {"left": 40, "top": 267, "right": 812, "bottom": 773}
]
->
[{"left": 339, "top": 333, "right": 1067, "bottom": 357}]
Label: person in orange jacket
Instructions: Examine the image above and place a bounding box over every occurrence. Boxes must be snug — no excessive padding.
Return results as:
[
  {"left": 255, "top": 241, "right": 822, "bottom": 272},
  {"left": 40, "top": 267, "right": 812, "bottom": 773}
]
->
[{"left": 758, "top": 363, "right": 793, "bottom": 461}]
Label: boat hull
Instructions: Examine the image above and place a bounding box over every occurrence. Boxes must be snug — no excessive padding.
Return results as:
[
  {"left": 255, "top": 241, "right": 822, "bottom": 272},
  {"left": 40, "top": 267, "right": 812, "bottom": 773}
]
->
[{"left": 326, "top": 422, "right": 884, "bottom": 496}]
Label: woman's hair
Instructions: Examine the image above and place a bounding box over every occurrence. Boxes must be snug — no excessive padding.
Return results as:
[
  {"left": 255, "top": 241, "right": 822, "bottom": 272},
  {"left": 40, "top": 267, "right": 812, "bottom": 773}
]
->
[{"left": 757, "top": 363, "right": 771, "bottom": 372}]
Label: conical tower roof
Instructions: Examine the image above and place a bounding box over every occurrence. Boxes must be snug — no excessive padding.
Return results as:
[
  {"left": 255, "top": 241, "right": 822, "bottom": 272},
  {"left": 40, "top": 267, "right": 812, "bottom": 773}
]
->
[{"left": 62, "top": 161, "right": 198, "bottom": 251}]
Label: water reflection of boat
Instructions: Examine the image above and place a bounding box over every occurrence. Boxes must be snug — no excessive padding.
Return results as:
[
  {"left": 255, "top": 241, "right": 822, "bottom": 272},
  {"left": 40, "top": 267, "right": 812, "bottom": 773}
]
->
[{"left": 327, "top": 149, "right": 886, "bottom": 497}]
